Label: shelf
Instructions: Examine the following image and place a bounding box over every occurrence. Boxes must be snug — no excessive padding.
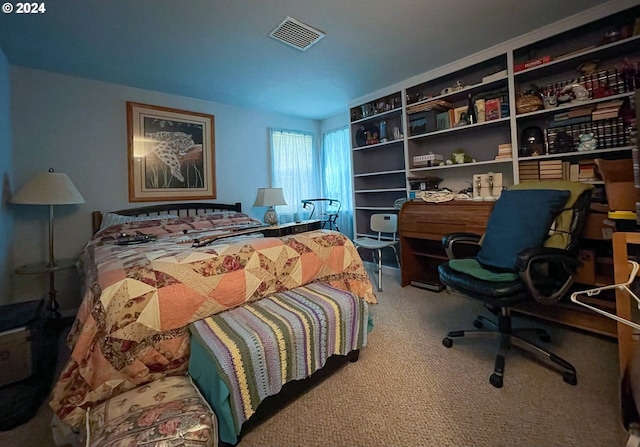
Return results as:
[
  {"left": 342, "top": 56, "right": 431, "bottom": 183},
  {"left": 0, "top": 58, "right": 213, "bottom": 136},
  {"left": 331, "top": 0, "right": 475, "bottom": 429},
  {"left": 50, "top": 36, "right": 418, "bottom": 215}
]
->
[
  {"left": 408, "top": 117, "right": 509, "bottom": 140},
  {"left": 514, "top": 34, "right": 640, "bottom": 81},
  {"left": 351, "top": 107, "right": 402, "bottom": 125},
  {"left": 354, "top": 188, "right": 406, "bottom": 194},
  {"left": 352, "top": 138, "right": 404, "bottom": 151},
  {"left": 409, "top": 158, "right": 513, "bottom": 173},
  {"left": 406, "top": 76, "right": 508, "bottom": 113},
  {"left": 515, "top": 91, "right": 634, "bottom": 120},
  {"left": 517, "top": 145, "right": 633, "bottom": 162},
  {"left": 354, "top": 169, "right": 405, "bottom": 178}
]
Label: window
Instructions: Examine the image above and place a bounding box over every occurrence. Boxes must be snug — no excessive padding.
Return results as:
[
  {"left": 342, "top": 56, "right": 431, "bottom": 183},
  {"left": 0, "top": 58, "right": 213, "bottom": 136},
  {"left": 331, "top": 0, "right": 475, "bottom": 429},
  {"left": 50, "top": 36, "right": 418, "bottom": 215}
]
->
[
  {"left": 321, "top": 126, "right": 353, "bottom": 238},
  {"left": 270, "top": 129, "right": 318, "bottom": 222},
  {"left": 270, "top": 127, "right": 353, "bottom": 237}
]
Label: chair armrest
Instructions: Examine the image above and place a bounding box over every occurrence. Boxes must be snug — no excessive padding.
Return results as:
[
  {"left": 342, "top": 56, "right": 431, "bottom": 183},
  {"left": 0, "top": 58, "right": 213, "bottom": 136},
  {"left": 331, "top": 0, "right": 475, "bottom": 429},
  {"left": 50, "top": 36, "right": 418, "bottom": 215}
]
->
[
  {"left": 515, "top": 247, "right": 578, "bottom": 305},
  {"left": 441, "top": 233, "right": 482, "bottom": 259}
]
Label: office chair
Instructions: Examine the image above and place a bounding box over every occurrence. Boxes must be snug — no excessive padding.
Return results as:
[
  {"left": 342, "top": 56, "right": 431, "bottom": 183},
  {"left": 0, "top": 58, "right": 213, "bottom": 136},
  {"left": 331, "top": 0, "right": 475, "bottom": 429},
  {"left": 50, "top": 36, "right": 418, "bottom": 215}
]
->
[
  {"left": 354, "top": 213, "right": 400, "bottom": 292},
  {"left": 438, "top": 181, "right": 593, "bottom": 388}
]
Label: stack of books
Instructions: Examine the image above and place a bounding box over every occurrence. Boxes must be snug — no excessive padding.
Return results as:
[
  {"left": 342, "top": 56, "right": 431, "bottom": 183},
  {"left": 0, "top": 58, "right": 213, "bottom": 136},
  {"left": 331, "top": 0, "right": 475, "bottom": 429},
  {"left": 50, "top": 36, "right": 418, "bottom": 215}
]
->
[
  {"left": 577, "top": 159, "right": 599, "bottom": 182},
  {"left": 519, "top": 161, "right": 539, "bottom": 181},
  {"left": 549, "top": 106, "right": 594, "bottom": 128},
  {"left": 539, "top": 159, "right": 564, "bottom": 180},
  {"left": 495, "top": 143, "right": 512, "bottom": 160},
  {"left": 591, "top": 100, "right": 623, "bottom": 121}
]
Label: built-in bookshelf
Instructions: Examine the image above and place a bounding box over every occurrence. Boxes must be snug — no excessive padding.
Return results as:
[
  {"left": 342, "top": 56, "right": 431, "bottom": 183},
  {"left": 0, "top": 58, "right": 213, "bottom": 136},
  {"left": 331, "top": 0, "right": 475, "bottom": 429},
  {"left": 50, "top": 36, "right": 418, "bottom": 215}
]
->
[{"left": 348, "top": 0, "right": 640, "bottom": 336}]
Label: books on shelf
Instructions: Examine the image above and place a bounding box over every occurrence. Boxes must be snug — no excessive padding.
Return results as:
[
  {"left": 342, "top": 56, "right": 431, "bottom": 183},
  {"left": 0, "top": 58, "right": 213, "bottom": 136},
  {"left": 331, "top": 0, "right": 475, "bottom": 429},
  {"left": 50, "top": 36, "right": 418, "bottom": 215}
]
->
[
  {"left": 435, "top": 111, "right": 450, "bottom": 130},
  {"left": 495, "top": 143, "right": 512, "bottom": 160},
  {"left": 519, "top": 160, "right": 540, "bottom": 181},
  {"left": 568, "top": 106, "right": 595, "bottom": 118},
  {"left": 548, "top": 115, "right": 591, "bottom": 128},
  {"left": 485, "top": 98, "right": 501, "bottom": 121},
  {"left": 518, "top": 160, "right": 579, "bottom": 181},
  {"left": 592, "top": 108, "right": 620, "bottom": 121},
  {"left": 513, "top": 55, "right": 552, "bottom": 72},
  {"left": 577, "top": 159, "right": 599, "bottom": 182}
]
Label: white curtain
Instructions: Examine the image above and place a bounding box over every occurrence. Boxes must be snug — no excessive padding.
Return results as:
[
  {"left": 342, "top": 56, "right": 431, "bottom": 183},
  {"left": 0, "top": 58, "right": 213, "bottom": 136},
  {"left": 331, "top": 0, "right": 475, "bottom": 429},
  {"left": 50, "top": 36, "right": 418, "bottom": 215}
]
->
[
  {"left": 270, "top": 129, "right": 318, "bottom": 223},
  {"left": 322, "top": 126, "right": 354, "bottom": 239}
]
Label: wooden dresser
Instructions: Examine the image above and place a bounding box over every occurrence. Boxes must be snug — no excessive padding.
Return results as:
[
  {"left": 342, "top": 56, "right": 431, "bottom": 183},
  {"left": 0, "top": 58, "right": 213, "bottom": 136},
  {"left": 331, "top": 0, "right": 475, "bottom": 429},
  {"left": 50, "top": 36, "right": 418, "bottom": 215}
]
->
[{"left": 399, "top": 200, "right": 494, "bottom": 290}]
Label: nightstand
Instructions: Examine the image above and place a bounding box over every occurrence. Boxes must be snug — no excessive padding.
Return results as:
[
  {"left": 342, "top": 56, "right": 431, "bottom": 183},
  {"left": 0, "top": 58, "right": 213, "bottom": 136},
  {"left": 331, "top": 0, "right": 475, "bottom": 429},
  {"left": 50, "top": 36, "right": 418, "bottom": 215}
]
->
[
  {"left": 261, "top": 220, "right": 322, "bottom": 237},
  {"left": 15, "top": 258, "right": 78, "bottom": 318}
]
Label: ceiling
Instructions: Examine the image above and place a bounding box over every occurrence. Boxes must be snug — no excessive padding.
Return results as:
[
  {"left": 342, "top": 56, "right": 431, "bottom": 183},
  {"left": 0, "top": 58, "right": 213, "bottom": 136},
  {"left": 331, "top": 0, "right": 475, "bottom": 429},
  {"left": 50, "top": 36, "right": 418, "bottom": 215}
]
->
[{"left": 0, "top": 0, "right": 618, "bottom": 120}]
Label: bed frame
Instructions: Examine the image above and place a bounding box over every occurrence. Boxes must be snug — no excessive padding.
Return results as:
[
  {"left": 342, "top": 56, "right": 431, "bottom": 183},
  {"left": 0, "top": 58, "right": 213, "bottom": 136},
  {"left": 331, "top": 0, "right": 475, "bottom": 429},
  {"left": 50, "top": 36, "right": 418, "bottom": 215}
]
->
[{"left": 91, "top": 202, "right": 242, "bottom": 234}]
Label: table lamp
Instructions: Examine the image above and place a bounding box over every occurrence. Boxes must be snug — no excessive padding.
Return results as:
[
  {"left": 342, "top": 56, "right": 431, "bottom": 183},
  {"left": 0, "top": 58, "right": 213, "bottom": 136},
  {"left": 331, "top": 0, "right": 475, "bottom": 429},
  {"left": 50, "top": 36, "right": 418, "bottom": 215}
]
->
[
  {"left": 254, "top": 187, "right": 287, "bottom": 225},
  {"left": 11, "top": 168, "right": 85, "bottom": 317}
]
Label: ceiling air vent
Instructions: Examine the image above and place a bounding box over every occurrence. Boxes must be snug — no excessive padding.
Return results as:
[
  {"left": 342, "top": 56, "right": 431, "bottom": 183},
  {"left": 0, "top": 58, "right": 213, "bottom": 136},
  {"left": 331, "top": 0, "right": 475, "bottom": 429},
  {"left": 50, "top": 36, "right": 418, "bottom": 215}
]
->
[{"left": 269, "top": 16, "right": 325, "bottom": 51}]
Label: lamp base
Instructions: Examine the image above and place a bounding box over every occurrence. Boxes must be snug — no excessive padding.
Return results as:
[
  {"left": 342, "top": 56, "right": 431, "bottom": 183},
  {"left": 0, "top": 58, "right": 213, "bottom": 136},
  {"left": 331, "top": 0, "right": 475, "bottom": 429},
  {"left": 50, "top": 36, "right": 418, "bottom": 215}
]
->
[{"left": 264, "top": 208, "right": 279, "bottom": 226}]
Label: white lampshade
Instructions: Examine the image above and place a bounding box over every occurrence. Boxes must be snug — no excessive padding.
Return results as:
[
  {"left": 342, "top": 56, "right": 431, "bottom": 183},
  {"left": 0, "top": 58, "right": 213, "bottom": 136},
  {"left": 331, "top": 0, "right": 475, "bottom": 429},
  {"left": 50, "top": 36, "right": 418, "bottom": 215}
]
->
[
  {"left": 253, "top": 188, "right": 287, "bottom": 207},
  {"left": 11, "top": 169, "right": 85, "bottom": 205}
]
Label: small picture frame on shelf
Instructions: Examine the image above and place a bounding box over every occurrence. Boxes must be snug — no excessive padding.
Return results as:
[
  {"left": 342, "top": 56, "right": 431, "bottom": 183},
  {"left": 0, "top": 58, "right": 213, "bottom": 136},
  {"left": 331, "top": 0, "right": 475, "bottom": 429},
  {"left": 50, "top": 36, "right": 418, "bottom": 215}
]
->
[{"left": 453, "top": 106, "right": 468, "bottom": 126}]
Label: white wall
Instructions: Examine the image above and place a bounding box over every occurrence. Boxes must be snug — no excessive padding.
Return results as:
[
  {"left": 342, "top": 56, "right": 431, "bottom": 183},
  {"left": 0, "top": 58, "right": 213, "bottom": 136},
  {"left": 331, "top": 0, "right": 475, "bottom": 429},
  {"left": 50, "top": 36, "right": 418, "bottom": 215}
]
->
[
  {"left": 0, "top": 48, "right": 13, "bottom": 301},
  {"left": 320, "top": 111, "right": 348, "bottom": 135},
  {"left": 10, "top": 67, "right": 320, "bottom": 310}
]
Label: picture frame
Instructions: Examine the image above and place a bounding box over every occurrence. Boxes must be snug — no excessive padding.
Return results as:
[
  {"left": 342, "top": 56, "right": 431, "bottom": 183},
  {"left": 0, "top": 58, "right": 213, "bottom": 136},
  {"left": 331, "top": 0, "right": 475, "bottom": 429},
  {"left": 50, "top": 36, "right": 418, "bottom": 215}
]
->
[
  {"left": 453, "top": 106, "right": 468, "bottom": 126},
  {"left": 127, "top": 102, "right": 216, "bottom": 202}
]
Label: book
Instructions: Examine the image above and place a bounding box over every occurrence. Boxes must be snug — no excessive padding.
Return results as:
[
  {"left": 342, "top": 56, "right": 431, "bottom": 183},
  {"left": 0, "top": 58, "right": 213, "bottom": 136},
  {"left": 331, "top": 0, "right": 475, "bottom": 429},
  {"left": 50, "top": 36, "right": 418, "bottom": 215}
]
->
[
  {"left": 568, "top": 106, "right": 595, "bottom": 118},
  {"left": 548, "top": 116, "right": 592, "bottom": 128},
  {"left": 485, "top": 98, "right": 501, "bottom": 121},
  {"left": 570, "top": 164, "right": 580, "bottom": 181},
  {"left": 596, "top": 100, "right": 624, "bottom": 109},
  {"left": 435, "top": 111, "right": 450, "bottom": 130},
  {"left": 539, "top": 159, "right": 562, "bottom": 165},
  {"left": 592, "top": 110, "right": 619, "bottom": 121},
  {"left": 514, "top": 55, "right": 552, "bottom": 72}
]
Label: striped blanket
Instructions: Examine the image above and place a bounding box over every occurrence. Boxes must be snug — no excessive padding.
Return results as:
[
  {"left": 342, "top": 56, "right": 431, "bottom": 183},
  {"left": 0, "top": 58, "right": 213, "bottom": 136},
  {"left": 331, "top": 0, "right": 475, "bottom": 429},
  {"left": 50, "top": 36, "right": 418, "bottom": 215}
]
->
[{"left": 189, "top": 282, "right": 370, "bottom": 444}]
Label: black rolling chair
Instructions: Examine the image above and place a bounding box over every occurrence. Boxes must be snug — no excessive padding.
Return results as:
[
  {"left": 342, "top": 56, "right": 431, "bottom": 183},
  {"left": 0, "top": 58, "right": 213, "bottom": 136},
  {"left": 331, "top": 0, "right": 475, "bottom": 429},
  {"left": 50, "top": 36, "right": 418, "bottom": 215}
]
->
[{"left": 438, "top": 181, "right": 593, "bottom": 388}]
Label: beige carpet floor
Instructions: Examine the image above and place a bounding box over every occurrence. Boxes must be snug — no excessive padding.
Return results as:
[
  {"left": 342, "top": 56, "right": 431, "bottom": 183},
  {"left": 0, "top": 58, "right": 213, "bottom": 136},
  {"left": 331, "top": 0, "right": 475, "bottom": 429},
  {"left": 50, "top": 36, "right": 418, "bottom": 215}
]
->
[{"left": 0, "top": 270, "right": 628, "bottom": 447}]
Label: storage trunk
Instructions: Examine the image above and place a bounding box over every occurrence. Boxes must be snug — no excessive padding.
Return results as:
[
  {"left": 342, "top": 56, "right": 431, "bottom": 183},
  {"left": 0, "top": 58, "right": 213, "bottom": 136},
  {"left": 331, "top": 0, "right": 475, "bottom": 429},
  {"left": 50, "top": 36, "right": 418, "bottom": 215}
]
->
[{"left": 0, "top": 326, "right": 33, "bottom": 387}]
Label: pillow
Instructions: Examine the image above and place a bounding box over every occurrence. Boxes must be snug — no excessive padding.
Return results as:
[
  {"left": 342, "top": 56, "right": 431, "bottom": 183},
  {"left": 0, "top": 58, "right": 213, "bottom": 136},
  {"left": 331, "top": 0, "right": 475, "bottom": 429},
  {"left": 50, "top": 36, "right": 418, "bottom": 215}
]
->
[
  {"left": 86, "top": 375, "right": 217, "bottom": 447},
  {"left": 509, "top": 181, "right": 593, "bottom": 249},
  {"left": 99, "top": 212, "right": 179, "bottom": 231},
  {"left": 476, "top": 189, "right": 571, "bottom": 270}
]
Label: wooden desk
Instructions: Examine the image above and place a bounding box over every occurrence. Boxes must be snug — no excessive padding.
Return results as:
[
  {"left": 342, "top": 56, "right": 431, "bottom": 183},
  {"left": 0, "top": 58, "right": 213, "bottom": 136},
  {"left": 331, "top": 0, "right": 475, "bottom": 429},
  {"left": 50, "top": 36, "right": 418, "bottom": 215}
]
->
[{"left": 398, "top": 200, "right": 494, "bottom": 290}]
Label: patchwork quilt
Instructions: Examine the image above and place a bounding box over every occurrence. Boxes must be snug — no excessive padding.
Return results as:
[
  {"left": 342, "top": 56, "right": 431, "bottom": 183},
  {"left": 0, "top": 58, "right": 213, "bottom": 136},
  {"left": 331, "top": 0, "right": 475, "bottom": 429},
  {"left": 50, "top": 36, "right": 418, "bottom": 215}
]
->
[{"left": 49, "top": 213, "right": 376, "bottom": 429}]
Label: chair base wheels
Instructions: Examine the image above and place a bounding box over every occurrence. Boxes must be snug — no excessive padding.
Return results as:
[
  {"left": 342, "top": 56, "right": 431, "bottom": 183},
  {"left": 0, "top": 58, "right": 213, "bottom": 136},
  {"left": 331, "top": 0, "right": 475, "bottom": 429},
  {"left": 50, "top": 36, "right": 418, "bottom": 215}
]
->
[
  {"left": 443, "top": 313, "right": 577, "bottom": 388},
  {"left": 563, "top": 371, "right": 578, "bottom": 386},
  {"left": 489, "top": 373, "right": 503, "bottom": 388}
]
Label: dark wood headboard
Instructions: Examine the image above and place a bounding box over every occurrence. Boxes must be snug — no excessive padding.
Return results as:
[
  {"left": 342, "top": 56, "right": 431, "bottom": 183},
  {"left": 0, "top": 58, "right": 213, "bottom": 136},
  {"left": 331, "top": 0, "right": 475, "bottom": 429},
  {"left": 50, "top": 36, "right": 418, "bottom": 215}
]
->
[{"left": 92, "top": 202, "right": 242, "bottom": 234}]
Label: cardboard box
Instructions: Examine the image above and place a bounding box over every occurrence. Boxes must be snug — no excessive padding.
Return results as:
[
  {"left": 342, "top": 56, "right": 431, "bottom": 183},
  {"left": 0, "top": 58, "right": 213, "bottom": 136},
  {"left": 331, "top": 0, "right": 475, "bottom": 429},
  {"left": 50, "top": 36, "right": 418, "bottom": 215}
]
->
[
  {"left": 0, "top": 326, "right": 33, "bottom": 387},
  {"left": 582, "top": 212, "right": 616, "bottom": 240},
  {"left": 595, "top": 158, "right": 640, "bottom": 212},
  {"left": 575, "top": 249, "right": 595, "bottom": 285}
]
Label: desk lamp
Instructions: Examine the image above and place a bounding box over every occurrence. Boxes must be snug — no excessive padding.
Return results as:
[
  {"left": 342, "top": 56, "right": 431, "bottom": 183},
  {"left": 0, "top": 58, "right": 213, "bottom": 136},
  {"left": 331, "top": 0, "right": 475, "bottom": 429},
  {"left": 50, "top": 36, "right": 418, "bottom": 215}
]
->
[
  {"left": 11, "top": 168, "right": 85, "bottom": 317},
  {"left": 254, "top": 187, "right": 287, "bottom": 225}
]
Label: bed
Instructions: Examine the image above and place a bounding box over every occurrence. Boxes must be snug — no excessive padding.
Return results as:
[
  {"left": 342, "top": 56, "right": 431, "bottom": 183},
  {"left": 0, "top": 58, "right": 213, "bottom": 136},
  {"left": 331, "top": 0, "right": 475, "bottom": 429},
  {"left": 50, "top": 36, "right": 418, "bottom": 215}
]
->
[{"left": 49, "top": 202, "right": 376, "bottom": 445}]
